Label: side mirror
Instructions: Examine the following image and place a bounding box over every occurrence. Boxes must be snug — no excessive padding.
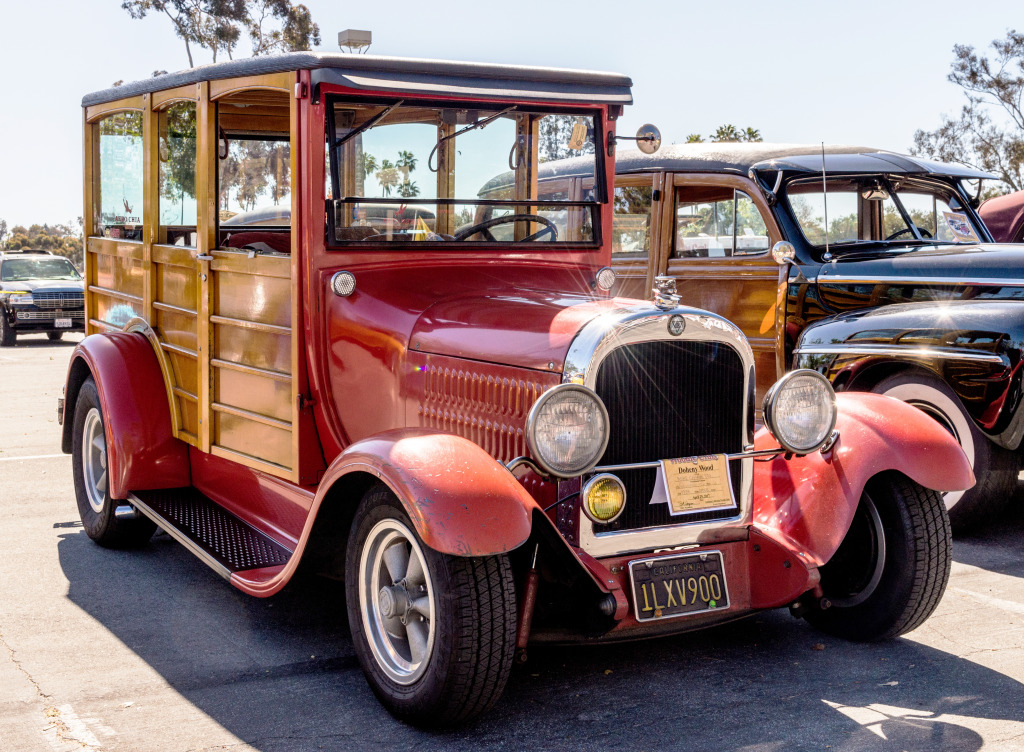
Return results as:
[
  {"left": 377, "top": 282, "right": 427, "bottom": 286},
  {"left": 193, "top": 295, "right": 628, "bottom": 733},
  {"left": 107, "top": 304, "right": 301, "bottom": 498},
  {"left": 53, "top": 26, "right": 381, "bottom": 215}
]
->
[
  {"left": 771, "top": 241, "right": 796, "bottom": 265},
  {"left": 635, "top": 124, "right": 661, "bottom": 155}
]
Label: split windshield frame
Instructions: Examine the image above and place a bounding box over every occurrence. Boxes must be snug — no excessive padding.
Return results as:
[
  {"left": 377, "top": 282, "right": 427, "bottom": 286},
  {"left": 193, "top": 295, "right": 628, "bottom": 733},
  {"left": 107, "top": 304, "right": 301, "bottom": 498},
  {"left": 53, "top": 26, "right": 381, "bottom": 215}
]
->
[{"left": 324, "top": 94, "right": 607, "bottom": 249}]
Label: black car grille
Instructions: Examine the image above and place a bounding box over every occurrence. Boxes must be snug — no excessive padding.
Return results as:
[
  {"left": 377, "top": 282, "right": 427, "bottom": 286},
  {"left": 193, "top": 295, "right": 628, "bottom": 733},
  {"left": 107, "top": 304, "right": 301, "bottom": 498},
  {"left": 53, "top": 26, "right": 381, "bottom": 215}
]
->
[
  {"left": 592, "top": 340, "right": 745, "bottom": 533},
  {"left": 31, "top": 291, "right": 84, "bottom": 309}
]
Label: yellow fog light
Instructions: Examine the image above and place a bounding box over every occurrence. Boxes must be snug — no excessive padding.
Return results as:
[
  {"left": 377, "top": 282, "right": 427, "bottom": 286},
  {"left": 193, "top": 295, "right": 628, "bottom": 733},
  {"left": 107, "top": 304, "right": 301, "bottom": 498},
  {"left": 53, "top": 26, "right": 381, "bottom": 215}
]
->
[{"left": 582, "top": 474, "right": 627, "bottom": 524}]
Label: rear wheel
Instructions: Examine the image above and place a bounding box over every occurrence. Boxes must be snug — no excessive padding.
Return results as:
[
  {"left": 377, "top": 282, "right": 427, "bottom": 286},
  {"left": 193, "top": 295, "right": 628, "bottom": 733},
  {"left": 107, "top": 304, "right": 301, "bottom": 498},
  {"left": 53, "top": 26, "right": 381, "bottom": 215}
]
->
[
  {"left": 345, "top": 486, "right": 517, "bottom": 727},
  {"left": 47, "top": 331, "right": 63, "bottom": 342},
  {"left": 71, "top": 378, "right": 156, "bottom": 548},
  {"left": 806, "top": 472, "right": 951, "bottom": 641},
  {"left": 873, "top": 372, "right": 1018, "bottom": 532}
]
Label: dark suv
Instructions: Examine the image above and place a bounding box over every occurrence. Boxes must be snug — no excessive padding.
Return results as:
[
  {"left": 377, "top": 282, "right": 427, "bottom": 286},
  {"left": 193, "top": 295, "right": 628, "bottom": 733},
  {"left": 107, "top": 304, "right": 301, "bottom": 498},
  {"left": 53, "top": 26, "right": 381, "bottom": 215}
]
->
[{"left": 0, "top": 250, "right": 85, "bottom": 345}]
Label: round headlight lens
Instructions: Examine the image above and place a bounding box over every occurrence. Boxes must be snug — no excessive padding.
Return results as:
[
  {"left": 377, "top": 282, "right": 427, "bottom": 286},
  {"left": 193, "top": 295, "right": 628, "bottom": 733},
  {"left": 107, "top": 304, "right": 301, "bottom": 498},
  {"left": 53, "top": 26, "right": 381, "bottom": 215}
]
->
[
  {"left": 763, "top": 370, "right": 837, "bottom": 454},
  {"left": 583, "top": 474, "right": 626, "bottom": 523},
  {"left": 527, "top": 384, "right": 610, "bottom": 477}
]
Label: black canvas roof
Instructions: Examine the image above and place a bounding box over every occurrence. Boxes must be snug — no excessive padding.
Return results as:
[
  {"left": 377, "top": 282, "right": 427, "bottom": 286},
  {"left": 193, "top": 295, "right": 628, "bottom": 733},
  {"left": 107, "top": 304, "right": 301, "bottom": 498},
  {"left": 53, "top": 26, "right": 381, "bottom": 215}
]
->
[
  {"left": 612, "top": 143, "right": 995, "bottom": 180},
  {"left": 82, "top": 52, "right": 633, "bottom": 107}
]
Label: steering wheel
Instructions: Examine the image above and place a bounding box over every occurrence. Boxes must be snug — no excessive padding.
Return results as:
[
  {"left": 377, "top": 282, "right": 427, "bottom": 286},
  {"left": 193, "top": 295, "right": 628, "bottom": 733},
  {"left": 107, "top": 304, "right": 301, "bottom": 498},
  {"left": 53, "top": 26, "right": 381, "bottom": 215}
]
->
[
  {"left": 453, "top": 213, "right": 558, "bottom": 242},
  {"left": 885, "top": 227, "right": 934, "bottom": 240}
]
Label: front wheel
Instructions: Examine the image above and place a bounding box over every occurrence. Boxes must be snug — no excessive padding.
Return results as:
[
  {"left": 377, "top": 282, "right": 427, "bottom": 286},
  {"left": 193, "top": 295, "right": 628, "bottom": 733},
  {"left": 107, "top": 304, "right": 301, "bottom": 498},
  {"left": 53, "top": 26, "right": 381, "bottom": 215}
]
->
[
  {"left": 0, "top": 314, "right": 15, "bottom": 347},
  {"left": 806, "top": 472, "right": 951, "bottom": 641},
  {"left": 71, "top": 377, "right": 156, "bottom": 548},
  {"left": 345, "top": 486, "right": 517, "bottom": 727}
]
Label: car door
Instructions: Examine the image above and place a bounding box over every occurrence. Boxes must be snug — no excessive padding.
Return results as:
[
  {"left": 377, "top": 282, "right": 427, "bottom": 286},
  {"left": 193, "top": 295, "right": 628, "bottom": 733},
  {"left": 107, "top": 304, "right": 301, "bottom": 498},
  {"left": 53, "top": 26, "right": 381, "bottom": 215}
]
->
[{"left": 662, "top": 173, "right": 784, "bottom": 407}]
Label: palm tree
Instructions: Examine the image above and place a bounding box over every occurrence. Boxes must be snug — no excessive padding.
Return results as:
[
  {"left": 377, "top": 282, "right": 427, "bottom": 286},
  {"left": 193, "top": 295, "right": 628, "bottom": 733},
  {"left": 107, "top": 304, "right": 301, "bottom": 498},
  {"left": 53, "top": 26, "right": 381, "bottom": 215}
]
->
[{"left": 396, "top": 150, "right": 417, "bottom": 180}]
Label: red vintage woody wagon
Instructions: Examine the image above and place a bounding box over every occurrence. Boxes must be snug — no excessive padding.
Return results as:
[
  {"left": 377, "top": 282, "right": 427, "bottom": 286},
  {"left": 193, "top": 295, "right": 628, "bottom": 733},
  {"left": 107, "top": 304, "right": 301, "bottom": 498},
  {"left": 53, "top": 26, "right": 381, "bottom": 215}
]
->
[{"left": 61, "top": 53, "right": 972, "bottom": 726}]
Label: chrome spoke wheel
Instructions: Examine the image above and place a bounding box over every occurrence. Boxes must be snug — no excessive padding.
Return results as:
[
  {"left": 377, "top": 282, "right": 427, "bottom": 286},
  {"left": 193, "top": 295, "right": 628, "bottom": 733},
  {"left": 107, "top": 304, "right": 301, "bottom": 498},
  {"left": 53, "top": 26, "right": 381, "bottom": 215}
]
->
[
  {"left": 81, "top": 407, "right": 108, "bottom": 514},
  {"left": 359, "top": 518, "right": 436, "bottom": 685}
]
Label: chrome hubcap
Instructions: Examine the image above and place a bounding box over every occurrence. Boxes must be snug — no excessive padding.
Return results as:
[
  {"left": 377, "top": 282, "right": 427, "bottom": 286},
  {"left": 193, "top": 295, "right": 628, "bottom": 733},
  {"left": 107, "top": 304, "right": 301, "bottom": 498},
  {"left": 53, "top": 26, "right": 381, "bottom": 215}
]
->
[
  {"left": 359, "top": 518, "right": 435, "bottom": 685},
  {"left": 82, "top": 408, "right": 108, "bottom": 514}
]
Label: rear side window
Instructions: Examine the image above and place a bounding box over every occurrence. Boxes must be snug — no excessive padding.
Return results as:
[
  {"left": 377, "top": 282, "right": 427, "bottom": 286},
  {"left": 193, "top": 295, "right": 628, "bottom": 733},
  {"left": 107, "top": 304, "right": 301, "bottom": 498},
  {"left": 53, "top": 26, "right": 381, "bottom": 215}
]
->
[
  {"left": 612, "top": 185, "right": 654, "bottom": 258},
  {"left": 93, "top": 112, "right": 145, "bottom": 241}
]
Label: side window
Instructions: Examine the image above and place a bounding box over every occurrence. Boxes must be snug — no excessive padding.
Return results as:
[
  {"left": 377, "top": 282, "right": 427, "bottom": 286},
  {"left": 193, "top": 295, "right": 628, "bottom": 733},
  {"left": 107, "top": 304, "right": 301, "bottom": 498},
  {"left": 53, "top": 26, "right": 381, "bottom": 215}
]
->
[
  {"left": 734, "top": 191, "right": 770, "bottom": 253},
  {"left": 93, "top": 111, "right": 145, "bottom": 240},
  {"left": 675, "top": 186, "right": 768, "bottom": 257},
  {"left": 158, "top": 102, "right": 197, "bottom": 247},
  {"left": 216, "top": 89, "right": 292, "bottom": 252},
  {"left": 612, "top": 184, "right": 654, "bottom": 258}
]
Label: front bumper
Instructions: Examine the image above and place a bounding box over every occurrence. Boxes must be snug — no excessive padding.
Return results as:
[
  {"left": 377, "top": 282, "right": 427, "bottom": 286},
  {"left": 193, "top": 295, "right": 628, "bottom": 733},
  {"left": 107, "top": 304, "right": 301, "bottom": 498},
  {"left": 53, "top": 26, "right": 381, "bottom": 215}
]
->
[{"left": 7, "top": 307, "right": 85, "bottom": 332}]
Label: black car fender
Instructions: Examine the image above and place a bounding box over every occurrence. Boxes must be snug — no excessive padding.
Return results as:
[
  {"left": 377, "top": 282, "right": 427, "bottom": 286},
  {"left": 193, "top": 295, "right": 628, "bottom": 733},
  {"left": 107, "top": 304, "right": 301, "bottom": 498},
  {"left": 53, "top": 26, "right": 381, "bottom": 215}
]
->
[{"left": 792, "top": 300, "right": 1024, "bottom": 449}]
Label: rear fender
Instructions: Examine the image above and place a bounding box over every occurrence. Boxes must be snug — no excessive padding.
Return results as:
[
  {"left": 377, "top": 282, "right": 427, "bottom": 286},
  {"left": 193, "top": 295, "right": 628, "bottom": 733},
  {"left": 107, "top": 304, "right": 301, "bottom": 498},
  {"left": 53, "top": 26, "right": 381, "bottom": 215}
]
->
[
  {"left": 314, "top": 429, "right": 539, "bottom": 556},
  {"left": 62, "top": 332, "right": 190, "bottom": 498},
  {"left": 753, "top": 392, "right": 973, "bottom": 567}
]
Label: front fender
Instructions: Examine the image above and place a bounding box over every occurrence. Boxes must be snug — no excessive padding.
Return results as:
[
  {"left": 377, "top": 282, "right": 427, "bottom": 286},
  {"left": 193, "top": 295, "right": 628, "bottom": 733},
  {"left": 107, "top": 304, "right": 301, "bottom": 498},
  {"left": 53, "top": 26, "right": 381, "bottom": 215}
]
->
[
  {"left": 314, "top": 429, "right": 539, "bottom": 556},
  {"left": 794, "top": 300, "right": 1024, "bottom": 445},
  {"left": 62, "top": 332, "right": 190, "bottom": 498},
  {"left": 753, "top": 392, "right": 973, "bottom": 567}
]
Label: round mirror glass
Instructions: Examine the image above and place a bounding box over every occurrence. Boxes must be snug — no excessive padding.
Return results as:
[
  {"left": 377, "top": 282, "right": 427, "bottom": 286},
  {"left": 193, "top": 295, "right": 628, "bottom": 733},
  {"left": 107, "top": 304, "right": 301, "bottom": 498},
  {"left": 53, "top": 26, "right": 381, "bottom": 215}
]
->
[
  {"left": 771, "top": 240, "right": 796, "bottom": 265},
  {"left": 636, "top": 124, "right": 661, "bottom": 155}
]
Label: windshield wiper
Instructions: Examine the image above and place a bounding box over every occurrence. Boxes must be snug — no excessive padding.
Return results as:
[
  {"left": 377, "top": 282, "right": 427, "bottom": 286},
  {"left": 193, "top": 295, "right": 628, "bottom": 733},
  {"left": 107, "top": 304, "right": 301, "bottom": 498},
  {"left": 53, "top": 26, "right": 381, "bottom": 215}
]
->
[
  {"left": 427, "top": 106, "right": 517, "bottom": 172},
  {"left": 333, "top": 100, "right": 404, "bottom": 150}
]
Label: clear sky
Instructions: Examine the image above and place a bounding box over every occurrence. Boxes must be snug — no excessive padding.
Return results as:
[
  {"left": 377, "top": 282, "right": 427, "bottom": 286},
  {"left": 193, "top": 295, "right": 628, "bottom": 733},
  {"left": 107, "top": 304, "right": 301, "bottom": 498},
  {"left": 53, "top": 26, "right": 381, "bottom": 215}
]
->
[{"left": 0, "top": 0, "right": 1018, "bottom": 226}]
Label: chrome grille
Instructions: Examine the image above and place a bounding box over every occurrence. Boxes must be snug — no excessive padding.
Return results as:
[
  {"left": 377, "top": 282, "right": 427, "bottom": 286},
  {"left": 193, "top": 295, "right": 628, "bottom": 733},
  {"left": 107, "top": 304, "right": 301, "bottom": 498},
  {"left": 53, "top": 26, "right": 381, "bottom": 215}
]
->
[
  {"left": 592, "top": 340, "right": 745, "bottom": 533},
  {"left": 16, "top": 310, "right": 85, "bottom": 321},
  {"left": 31, "top": 291, "right": 84, "bottom": 309}
]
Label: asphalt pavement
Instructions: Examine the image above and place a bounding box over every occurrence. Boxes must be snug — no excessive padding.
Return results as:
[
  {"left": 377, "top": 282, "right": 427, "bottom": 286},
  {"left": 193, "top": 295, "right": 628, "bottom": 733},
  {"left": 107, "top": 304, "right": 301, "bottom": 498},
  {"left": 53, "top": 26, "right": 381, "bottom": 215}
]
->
[{"left": 1, "top": 331, "right": 1022, "bottom": 751}]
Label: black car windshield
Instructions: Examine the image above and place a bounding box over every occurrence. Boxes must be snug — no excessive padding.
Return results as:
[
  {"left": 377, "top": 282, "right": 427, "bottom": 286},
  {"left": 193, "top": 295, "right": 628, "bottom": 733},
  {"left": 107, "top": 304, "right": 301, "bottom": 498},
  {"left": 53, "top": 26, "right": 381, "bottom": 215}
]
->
[
  {"left": 785, "top": 175, "right": 983, "bottom": 250},
  {"left": 1, "top": 257, "right": 82, "bottom": 281}
]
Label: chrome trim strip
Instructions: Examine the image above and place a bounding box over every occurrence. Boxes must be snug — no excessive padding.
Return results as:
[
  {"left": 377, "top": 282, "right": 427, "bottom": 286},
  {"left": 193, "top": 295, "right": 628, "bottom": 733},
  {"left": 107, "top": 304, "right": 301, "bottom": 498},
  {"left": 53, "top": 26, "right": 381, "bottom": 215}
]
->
[
  {"left": 595, "top": 447, "right": 786, "bottom": 472},
  {"left": 794, "top": 344, "right": 1006, "bottom": 364},
  {"left": 817, "top": 274, "right": 1024, "bottom": 287},
  {"left": 564, "top": 303, "right": 756, "bottom": 558},
  {"left": 127, "top": 493, "right": 232, "bottom": 580}
]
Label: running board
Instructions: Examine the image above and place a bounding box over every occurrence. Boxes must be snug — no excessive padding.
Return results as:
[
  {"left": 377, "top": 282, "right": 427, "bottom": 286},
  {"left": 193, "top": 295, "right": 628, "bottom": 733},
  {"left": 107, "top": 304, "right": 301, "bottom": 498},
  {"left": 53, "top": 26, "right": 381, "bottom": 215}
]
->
[{"left": 128, "top": 488, "right": 293, "bottom": 580}]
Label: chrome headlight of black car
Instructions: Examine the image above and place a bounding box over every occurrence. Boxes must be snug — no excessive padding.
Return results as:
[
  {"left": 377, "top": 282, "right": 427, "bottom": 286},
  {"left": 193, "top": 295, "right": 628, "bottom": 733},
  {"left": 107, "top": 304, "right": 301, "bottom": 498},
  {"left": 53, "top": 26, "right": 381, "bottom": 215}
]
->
[
  {"left": 8, "top": 292, "right": 33, "bottom": 306},
  {"left": 527, "top": 384, "right": 610, "bottom": 478},
  {"left": 763, "top": 370, "right": 837, "bottom": 454}
]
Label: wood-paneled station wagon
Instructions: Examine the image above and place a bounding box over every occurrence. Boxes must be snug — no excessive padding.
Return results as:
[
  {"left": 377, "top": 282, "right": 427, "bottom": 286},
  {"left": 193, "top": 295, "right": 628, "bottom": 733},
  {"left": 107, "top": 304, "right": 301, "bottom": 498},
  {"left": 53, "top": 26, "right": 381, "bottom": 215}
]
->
[
  {"left": 61, "top": 58, "right": 972, "bottom": 726},
  {"left": 603, "top": 143, "right": 1016, "bottom": 531}
]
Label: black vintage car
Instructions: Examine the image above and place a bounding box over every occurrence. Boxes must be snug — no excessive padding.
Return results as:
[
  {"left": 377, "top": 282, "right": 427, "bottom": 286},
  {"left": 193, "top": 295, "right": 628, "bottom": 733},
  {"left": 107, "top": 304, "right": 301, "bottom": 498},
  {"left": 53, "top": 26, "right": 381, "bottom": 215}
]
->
[
  {"left": 0, "top": 250, "right": 85, "bottom": 345},
  {"left": 584, "top": 143, "right": 1017, "bottom": 530}
]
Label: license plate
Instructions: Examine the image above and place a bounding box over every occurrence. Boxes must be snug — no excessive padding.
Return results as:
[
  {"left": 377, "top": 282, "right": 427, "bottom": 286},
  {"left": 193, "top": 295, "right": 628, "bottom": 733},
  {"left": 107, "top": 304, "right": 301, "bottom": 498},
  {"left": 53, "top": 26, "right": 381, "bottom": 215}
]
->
[
  {"left": 629, "top": 551, "right": 729, "bottom": 622},
  {"left": 55, "top": 318, "right": 72, "bottom": 328}
]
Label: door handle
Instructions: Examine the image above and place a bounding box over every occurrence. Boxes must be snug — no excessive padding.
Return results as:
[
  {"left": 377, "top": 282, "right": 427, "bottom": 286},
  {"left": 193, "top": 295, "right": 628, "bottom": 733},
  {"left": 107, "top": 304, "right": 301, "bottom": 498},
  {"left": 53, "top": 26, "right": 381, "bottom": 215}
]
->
[{"left": 195, "top": 254, "right": 214, "bottom": 261}]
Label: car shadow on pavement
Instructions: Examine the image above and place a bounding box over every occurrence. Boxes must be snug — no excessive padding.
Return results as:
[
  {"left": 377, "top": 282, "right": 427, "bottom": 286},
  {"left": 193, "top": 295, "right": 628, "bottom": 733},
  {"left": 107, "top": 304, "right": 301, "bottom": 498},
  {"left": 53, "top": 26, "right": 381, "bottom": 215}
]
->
[
  {"left": 57, "top": 527, "right": 1024, "bottom": 752},
  {"left": 5, "top": 334, "right": 82, "bottom": 348},
  {"left": 953, "top": 481, "right": 1024, "bottom": 577}
]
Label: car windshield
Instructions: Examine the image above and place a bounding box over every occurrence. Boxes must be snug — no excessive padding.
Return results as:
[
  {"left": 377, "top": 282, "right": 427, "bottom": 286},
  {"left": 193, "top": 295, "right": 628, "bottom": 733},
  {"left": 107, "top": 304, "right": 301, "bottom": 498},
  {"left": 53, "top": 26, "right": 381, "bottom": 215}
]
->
[
  {"left": 785, "top": 175, "right": 983, "bottom": 250},
  {"left": 327, "top": 99, "right": 602, "bottom": 246},
  {"left": 1, "top": 257, "right": 81, "bottom": 281}
]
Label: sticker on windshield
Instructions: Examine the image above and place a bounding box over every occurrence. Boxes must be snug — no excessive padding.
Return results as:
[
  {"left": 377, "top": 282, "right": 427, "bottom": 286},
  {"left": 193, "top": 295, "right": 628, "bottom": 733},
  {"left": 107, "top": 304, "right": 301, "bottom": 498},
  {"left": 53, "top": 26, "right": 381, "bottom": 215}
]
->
[
  {"left": 943, "top": 212, "right": 980, "bottom": 243},
  {"left": 567, "top": 120, "right": 588, "bottom": 151}
]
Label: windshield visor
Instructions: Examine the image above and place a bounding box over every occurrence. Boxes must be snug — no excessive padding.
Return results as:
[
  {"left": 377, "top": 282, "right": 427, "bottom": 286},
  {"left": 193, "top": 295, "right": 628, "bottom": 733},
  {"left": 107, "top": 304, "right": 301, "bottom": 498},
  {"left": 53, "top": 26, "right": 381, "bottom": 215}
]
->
[
  {"left": 785, "top": 175, "right": 982, "bottom": 249},
  {"left": 327, "top": 98, "right": 602, "bottom": 246}
]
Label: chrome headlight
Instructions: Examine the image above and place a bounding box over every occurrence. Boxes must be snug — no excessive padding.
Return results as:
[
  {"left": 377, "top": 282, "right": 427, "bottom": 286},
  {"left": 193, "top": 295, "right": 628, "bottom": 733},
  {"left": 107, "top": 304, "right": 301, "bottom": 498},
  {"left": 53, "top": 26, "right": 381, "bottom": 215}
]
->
[
  {"left": 763, "top": 370, "right": 837, "bottom": 454},
  {"left": 527, "top": 384, "right": 610, "bottom": 478},
  {"left": 9, "top": 292, "right": 33, "bottom": 306}
]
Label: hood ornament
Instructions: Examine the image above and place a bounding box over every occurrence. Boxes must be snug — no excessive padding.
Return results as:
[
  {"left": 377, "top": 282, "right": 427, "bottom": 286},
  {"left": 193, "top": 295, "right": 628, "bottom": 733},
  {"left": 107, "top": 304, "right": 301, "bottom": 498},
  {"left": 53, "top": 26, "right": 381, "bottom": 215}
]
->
[{"left": 653, "top": 276, "right": 680, "bottom": 311}]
